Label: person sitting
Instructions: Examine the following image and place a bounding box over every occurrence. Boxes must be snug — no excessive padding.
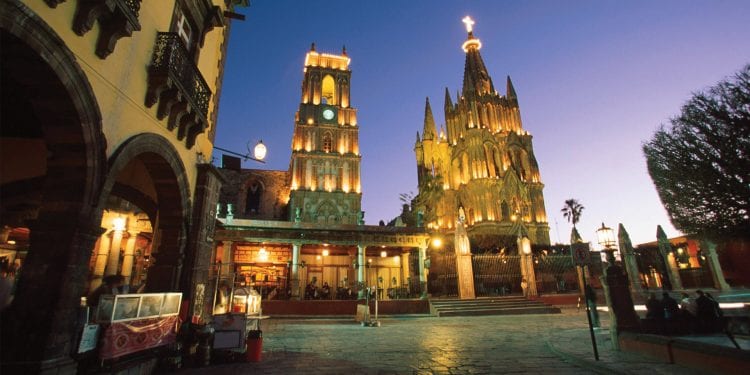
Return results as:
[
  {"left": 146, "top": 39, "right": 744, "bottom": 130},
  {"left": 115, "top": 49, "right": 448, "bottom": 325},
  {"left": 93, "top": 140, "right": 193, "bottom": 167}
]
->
[
  {"left": 645, "top": 292, "right": 664, "bottom": 320},
  {"left": 680, "top": 292, "right": 697, "bottom": 318},
  {"left": 662, "top": 292, "right": 680, "bottom": 320},
  {"left": 321, "top": 282, "right": 330, "bottom": 299},
  {"left": 695, "top": 290, "right": 719, "bottom": 332}
]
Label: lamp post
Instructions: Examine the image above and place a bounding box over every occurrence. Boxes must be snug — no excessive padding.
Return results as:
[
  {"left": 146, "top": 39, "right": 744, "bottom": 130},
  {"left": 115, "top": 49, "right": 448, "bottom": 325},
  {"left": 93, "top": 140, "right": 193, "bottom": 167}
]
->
[
  {"left": 214, "top": 140, "right": 267, "bottom": 163},
  {"left": 596, "top": 221, "right": 640, "bottom": 350},
  {"left": 596, "top": 222, "right": 617, "bottom": 265}
]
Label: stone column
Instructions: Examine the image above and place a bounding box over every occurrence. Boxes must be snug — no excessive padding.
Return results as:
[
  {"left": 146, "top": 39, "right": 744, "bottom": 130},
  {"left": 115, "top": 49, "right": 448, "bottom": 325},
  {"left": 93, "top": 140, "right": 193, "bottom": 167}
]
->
[
  {"left": 104, "top": 228, "right": 124, "bottom": 276},
  {"left": 91, "top": 231, "right": 111, "bottom": 290},
  {"left": 418, "top": 245, "right": 428, "bottom": 299},
  {"left": 357, "top": 244, "right": 367, "bottom": 298},
  {"left": 662, "top": 251, "right": 683, "bottom": 290},
  {"left": 701, "top": 240, "right": 731, "bottom": 291},
  {"left": 291, "top": 243, "right": 301, "bottom": 300},
  {"left": 621, "top": 250, "right": 642, "bottom": 295},
  {"left": 222, "top": 240, "right": 234, "bottom": 277},
  {"left": 401, "top": 251, "right": 410, "bottom": 286},
  {"left": 1, "top": 216, "right": 103, "bottom": 373},
  {"left": 357, "top": 244, "right": 366, "bottom": 283},
  {"left": 518, "top": 236, "right": 537, "bottom": 297},
  {"left": 121, "top": 231, "right": 137, "bottom": 285}
]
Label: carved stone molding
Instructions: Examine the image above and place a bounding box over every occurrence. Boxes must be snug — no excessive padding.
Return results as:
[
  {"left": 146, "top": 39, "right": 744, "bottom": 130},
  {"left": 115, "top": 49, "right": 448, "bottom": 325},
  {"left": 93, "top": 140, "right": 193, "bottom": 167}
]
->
[{"left": 72, "top": 0, "right": 142, "bottom": 59}]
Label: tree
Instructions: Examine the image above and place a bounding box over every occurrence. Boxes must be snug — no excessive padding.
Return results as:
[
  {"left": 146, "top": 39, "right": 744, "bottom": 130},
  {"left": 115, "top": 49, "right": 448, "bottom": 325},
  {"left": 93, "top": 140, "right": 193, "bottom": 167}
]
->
[
  {"left": 561, "top": 199, "right": 585, "bottom": 228},
  {"left": 643, "top": 64, "right": 750, "bottom": 239}
]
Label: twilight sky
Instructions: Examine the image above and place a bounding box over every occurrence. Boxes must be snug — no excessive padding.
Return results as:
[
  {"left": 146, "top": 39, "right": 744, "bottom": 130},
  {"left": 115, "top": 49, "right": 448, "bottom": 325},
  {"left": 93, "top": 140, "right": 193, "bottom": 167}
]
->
[{"left": 214, "top": 0, "right": 750, "bottom": 246}]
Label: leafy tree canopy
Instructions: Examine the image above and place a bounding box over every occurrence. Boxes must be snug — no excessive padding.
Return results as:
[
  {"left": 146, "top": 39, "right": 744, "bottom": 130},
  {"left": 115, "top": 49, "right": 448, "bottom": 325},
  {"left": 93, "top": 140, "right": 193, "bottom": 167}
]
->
[{"left": 643, "top": 64, "right": 750, "bottom": 239}]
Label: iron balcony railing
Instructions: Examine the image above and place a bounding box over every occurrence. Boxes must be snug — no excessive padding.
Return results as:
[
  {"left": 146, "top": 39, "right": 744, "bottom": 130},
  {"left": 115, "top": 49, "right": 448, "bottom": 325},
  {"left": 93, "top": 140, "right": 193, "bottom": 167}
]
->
[{"left": 149, "top": 32, "right": 211, "bottom": 119}]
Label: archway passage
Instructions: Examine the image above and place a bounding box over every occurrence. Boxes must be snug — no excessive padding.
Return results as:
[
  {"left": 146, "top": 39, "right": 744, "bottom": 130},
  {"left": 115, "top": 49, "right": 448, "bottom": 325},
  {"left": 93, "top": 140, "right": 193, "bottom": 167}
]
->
[
  {"left": 0, "top": 9, "right": 105, "bottom": 371},
  {"left": 98, "top": 134, "right": 191, "bottom": 294}
]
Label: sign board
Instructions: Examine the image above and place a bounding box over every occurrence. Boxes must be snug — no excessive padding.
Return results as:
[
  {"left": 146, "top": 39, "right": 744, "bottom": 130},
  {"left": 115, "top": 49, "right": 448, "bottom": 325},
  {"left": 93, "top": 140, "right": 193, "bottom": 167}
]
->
[
  {"left": 571, "top": 242, "right": 591, "bottom": 266},
  {"left": 77, "top": 324, "right": 100, "bottom": 354}
]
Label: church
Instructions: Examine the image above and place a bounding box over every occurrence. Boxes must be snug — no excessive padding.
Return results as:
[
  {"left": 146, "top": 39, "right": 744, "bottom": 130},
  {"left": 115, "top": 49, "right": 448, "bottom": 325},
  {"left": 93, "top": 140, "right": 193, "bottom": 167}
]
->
[{"left": 414, "top": 17, "right": 551, "bottom": 251}]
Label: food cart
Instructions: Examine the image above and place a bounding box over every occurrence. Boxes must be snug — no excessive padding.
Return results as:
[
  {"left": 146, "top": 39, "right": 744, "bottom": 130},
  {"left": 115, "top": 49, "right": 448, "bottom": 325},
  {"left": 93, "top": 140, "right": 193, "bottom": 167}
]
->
[
  {"left": 94, "top": 293, "right": 182, "bottom": 360},
  {"left": 212, "top": 287, "right": 268, "bottom": 352}
]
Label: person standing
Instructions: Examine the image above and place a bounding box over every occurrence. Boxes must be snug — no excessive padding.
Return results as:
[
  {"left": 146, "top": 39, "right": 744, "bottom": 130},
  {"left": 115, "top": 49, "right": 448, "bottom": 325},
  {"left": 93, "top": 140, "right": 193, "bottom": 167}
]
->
[{"left": 520, "top": 278, "right": 528, "bottom": 297}]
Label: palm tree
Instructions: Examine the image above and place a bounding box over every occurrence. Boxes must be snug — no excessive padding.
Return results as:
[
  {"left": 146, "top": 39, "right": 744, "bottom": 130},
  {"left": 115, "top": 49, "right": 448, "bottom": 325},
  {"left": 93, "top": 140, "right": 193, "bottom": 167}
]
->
[{"left": 561, "top": 199, "right": 584, "bottom": 229}]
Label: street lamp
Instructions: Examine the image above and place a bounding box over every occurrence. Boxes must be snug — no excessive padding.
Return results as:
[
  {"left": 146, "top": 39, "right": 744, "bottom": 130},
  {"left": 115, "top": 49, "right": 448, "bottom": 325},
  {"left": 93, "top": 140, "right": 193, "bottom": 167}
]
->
[
  {"left": 214, "top": 140, "right": 267, "bottom": 163},
  {"left": 596, "top": 222, "right": 617, "bottom": 264}
]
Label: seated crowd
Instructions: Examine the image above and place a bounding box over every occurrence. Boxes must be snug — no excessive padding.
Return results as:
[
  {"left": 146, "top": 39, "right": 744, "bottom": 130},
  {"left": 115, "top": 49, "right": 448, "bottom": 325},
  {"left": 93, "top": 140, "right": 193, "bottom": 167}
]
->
[{"left": 644, "top": 289, "right": 725, "bottom": 334}]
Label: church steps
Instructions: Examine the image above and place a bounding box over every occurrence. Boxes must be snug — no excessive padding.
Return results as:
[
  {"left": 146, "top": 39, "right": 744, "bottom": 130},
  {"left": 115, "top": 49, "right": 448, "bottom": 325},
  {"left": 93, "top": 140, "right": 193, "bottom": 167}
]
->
[{"left": 429, "top": 297, "right": 561, "bottom": 317}]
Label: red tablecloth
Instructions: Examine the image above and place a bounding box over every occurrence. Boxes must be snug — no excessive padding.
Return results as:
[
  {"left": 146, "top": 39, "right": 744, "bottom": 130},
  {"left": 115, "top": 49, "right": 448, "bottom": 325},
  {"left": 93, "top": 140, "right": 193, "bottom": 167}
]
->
[{"left": 99, "top": 315, "right": 179, "bottom": 360}]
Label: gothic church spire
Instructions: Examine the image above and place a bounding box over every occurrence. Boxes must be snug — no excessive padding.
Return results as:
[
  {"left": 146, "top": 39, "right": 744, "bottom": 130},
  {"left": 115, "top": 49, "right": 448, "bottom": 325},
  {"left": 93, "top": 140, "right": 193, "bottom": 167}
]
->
[
  {"left": 461, "top": 17, "right": 495, "bottom": 98},
  {"left": 422, "top": 97, "right": 437, "bottom": 140}
]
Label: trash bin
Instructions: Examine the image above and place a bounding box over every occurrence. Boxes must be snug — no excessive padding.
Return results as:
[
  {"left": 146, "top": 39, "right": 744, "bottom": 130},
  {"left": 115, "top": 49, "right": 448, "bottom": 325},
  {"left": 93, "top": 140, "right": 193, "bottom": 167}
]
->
[{"left": 245, "top": 330, "right": 263, "bottom": 362}]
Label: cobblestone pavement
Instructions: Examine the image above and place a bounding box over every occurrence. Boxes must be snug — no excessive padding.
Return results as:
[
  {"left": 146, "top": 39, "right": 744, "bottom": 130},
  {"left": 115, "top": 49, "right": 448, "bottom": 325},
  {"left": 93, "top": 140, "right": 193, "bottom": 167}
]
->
[{"left": 181, "top": 308, "right": 701, "bottom": 374}]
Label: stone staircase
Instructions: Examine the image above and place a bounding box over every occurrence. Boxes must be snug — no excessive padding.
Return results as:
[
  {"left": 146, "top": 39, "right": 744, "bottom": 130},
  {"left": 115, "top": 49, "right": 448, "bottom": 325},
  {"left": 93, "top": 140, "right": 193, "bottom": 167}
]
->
[{"left": 430, "top": 296, "right": 561, "bottom": 317}]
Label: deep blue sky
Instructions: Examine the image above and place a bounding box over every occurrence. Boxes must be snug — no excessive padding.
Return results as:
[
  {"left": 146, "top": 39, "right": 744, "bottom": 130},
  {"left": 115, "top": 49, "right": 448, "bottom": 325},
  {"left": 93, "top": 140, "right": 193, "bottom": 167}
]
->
[{"left": 214, "top": 0, "right": 750, "bottom": 246}]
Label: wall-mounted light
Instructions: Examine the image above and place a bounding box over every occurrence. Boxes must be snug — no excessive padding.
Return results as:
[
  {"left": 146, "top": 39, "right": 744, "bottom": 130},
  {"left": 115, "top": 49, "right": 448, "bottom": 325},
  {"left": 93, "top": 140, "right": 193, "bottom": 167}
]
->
[
  {"left": 257, "top": 247, "right": 269, "bottom": 262},
  {"left": 380, "top": 251, "right": 387, "bottom": 258},
  {"left": 112, "top": 216, "right": 126, "bottom": 232},
  {"left": 322, "top": 249, "right": 330, "bottom": 257}
]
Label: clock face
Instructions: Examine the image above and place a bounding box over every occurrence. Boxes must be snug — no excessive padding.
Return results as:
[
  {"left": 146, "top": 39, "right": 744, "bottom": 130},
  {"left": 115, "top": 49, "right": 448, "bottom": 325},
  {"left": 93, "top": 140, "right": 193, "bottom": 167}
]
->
[{"left": 322, "top": 108, "right": 335, "bottom": 120}]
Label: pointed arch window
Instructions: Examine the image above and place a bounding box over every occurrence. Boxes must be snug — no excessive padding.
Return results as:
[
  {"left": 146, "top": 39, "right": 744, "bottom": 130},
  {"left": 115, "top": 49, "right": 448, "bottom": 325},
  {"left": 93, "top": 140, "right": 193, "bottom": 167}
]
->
[{"left": 322, "top": 75, "right": 335, "bottom": 104}]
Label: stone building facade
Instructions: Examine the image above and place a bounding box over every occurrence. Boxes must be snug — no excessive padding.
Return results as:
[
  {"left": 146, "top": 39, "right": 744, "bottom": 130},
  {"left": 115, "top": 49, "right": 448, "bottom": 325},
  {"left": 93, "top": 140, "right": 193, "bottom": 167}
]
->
[
  {"left": 0, "top": 1, "right": 246, "bottom": 372},
  {"left": 414, "top": 19, "right": 550, "bottom": 248}
]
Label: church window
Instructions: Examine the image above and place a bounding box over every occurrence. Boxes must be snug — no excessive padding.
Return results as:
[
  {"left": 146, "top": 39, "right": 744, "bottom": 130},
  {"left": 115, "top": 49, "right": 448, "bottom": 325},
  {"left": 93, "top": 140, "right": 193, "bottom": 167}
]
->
[
  {"left": 245, "top": 181, "right": 263, "bottom": 214},
  {"left": 322, "top": 75, "right": 335, "bottom": 104},
  {"left": 501, "top": 201, "right": 510, "bottom": 221},
  {"left": 323, "top": 134, "right": 332, "bottom": 153}
]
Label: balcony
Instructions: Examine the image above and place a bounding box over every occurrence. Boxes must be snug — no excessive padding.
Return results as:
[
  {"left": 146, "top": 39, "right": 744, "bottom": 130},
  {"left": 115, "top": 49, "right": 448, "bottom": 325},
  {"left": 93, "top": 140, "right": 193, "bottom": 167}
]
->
[
  {"left": 73, "top": 0, "right": 142, "bottom": 58},
  {"left": 145, "top": 32, "right": 212, "bottom": 149}
]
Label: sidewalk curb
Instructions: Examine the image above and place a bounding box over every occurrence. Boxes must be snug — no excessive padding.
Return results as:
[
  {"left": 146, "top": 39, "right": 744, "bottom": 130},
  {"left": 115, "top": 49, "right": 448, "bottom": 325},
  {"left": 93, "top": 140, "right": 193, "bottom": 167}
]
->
[{"left": 545, "top": 331, "right": 625, "bottom": 375}]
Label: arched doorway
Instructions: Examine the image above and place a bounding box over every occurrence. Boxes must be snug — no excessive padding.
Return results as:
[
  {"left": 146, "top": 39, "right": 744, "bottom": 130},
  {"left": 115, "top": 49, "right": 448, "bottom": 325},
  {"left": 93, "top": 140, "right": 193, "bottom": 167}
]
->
[
  {"left": 98, "top": 133, "right": 191, "bottom": 293},
  {"left": 1, "top": 2, "right": 106, "bottom": 371}
]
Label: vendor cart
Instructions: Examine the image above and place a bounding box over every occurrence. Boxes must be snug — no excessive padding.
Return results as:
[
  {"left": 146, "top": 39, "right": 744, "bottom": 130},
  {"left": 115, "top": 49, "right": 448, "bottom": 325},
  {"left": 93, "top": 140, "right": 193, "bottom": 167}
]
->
[{"left": 211, "top": 287, "right": 268, "bottom": 352}]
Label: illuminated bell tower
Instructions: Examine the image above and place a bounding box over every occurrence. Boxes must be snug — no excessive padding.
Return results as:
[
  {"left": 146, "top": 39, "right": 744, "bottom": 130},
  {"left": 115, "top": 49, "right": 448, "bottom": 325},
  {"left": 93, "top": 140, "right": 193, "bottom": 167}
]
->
[{"left": 288, "top": 44, "right": 362, "bottom": 224}]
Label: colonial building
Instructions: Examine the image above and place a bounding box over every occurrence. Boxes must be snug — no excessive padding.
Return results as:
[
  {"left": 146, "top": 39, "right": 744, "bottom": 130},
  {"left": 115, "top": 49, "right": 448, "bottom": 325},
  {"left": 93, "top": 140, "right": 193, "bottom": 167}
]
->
[
  {"left": 414, "top": 17, "right": 550, "bottom": 249},
  {"left": 216, "top": 46, "right": 429, "bottom": 302},
  {"left": 0, "top": 1, "right": 246, "bottom": 372}
]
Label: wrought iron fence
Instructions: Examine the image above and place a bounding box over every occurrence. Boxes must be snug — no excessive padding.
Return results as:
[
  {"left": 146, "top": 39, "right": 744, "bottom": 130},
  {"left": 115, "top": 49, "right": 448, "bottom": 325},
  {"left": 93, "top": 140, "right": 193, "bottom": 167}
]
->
[
  {"left": 473, "top": 255, "right": 522, "bottom": 297},
  {"left": 426, "top": 252, "right": 604, "bottom": 298},
  {"left": 533, "top": 255, "right": 580, "bottom": 294}
]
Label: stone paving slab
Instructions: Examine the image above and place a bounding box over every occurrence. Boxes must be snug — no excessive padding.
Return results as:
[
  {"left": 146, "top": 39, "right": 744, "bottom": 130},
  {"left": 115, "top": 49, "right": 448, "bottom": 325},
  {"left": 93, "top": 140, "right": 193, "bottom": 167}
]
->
[{"left": 178, "top": 308, "right": 719, "bottom": 374}]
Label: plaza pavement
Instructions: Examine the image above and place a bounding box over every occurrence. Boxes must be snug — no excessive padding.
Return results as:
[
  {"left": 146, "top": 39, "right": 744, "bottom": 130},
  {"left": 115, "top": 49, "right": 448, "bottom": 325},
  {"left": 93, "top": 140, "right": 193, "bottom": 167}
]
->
[{"left": 179, "top": 306, "right": 723, "bottom": 374}]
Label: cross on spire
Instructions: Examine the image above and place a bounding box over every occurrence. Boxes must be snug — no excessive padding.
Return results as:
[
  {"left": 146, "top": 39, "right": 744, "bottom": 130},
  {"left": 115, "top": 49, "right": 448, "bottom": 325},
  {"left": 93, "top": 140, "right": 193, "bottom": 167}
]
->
[{"left": 462, "top": 16, "right": 475, "bottom": 33}]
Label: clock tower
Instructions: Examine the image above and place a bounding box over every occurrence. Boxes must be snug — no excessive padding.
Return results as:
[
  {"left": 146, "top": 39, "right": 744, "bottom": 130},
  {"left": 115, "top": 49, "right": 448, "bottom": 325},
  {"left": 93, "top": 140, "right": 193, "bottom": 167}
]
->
[{"left": 288, "top": 44, "right": 362, "bottom": 224}]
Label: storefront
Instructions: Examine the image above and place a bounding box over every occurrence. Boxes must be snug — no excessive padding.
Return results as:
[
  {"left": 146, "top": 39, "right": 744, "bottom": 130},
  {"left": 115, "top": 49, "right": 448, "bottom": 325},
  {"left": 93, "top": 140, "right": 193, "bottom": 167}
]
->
[{"left": 213, "top": 219, "right": 430, "bottom": 301}]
